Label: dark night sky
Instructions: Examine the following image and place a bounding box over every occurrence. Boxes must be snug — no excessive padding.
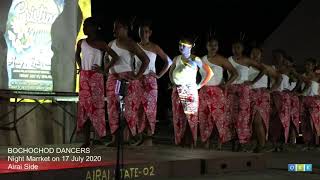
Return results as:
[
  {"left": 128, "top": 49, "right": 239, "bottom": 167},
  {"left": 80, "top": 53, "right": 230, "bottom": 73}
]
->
[
  {"left": 91, "top": 0, "right": 301, "bottom": 118},
  {"left": 91, "top": 0, "right": 301, "bottom": 57}
]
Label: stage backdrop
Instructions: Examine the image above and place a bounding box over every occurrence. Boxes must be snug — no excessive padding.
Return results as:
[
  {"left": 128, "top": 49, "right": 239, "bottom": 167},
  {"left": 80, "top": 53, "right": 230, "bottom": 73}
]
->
[
  {"left": 0, "top": 0, "right": 91, "bottom": 145},
  {"left": 0, "top": 0, "right": 82, "bottom": 92}
]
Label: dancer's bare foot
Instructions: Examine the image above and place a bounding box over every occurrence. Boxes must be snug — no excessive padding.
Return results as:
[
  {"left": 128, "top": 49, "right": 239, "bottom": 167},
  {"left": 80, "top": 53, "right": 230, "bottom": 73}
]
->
[
  {"left": 129, "top": 134, "right": 143, "bottom": 146},
  {"left": 231, "top": 140, "right": 236, "bottom": 152},
  {"left": 105, "top": 140, "right": 116, "bottom": 147},
  {"left": 236, "top": 143, "right": 243, "bottom": 152},
  {"left": 93, "top": 139, "right": 105, "bottom": 145},
  {"left": 232, "top": 140, "right": 242, "bottom": 152},
  {"left": 105, "top": 136, "right": 117, "bottom": 147},
  {"left": 204, "top": 140, "right": 210, "bottom": 149},
  {"left": 216, "top": 143, "right": 222, "bottom": 151},
  {"left": 301, "top": 146, "right": 311, "bottom": 152},
  {"left": 190, "top": 143, "right": 195, "bottom": 149}
]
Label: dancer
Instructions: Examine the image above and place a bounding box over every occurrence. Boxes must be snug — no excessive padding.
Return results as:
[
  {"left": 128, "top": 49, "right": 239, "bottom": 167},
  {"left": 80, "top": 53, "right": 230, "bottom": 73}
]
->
[
  {"left": 269, "top": 50, "right": 293, "bottom": 152},
  {"left": 249, "top": 47, "right": 282, "bottom": 152},
  {"left": 286, "top": 58, "right": 301, "bottom": 146},
  {"left": 75, "top": 17, "right": 119, "bottom": 148},
  {"left": 106, "top": 17, "right": 150, "bottom": 146},
  {"left": 198, "top": 37, "right": 238, "bottom": 149},
  {"left": 130, "top": 20, "right": 172, "bottom": 146},
  {"left": 300, "top": 58, "right": 320, "bottom": 150},
  {"left": 226, "top": 41, "right": 266, "bottom": 151},
  {"left": 169, "top": 36, "right": 213, "bottom": 147}
]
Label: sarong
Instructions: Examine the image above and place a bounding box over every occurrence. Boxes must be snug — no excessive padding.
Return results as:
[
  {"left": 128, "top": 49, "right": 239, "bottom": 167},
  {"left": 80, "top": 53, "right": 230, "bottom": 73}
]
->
[
  {"left": 226, "top": 84, "right": 251, "bottom": 144},
  {"left": 301, "top": 96, "right": 320, "bottom": 142},
  {"left": 290, "top": 93, "right": 300, "bottom": 133},
  {"left": 125, "top": 75, "right": 158, "bottom": 135},
  {"left": 106, "top": 72, "right": 134, "bottom": 135},
  {"left": 250, "top": 88, "right": 270, "bottom": 139},
  {"left": 198, "top": 86, "right": 231, "bottom": 143},
  {"left": 172, "top": 84, "right": 199, "bottom": 145},
  {"left": 270, "top": 91, "right": 291, "bottom": 143},
  {"left": 77, "top": 70, "right": 106, "bottom": 137}
]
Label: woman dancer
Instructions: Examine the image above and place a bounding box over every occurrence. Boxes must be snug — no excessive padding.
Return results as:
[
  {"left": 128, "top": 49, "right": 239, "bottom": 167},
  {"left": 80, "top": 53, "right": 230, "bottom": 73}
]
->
[
  {"left": 169, "top": 36, "right": 213, "bottom": 147},
  {"left": 130, "top": 20, "right": 172, "bottom": 146},
  {"left": 248, "top": 47, "right": 282, "bottom": 152},
  {"left": 106, "top": 17, "right": 150, "bottom": 146},
  {"left": 226, "top": 41, "right": 266, "bottom": 151},
  {"left": 286, "top": 58, "right": 301, "bottom": 146},
  {"left": 300, "top": 58, "right": 320, "bottom": 150},
  {"left": 269, "top": 51, "right": 294, "bottom": 152},
  {"left": 198, "top": 37, "right": 238, "bottom": 149},
  {"left": 75, "top": 17, "right": 119, "bottom": 147}
]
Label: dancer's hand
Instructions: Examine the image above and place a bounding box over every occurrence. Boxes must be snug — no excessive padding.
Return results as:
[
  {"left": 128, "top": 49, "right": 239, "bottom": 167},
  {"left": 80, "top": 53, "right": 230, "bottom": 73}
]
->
[
  {"left": 123, "top": 73, "right": 137, "bottom": 81},
  {"left": 197, "top": 84, "right": 203, "bottom": 90},
  {"left": 132, "top": 74, "right": 143, "bottom": 80},
  {"left": 150, "top": 72, "right": 159, "bottom": 79}
]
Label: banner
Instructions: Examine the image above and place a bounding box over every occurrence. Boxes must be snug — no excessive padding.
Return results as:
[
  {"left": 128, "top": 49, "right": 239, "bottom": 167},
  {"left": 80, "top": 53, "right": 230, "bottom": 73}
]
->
[{"left": 4, "top": 0, "right": 65, "bottom": 91}]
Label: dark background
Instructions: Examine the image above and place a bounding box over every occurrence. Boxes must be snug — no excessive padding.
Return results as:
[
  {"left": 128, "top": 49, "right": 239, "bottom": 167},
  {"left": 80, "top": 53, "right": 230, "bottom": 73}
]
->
[
  {"left": 91, "top": 0, "right": 301, "bottom": 121},
  {"left": 91, "top": 0, "right": 301, "bottom": 57}
]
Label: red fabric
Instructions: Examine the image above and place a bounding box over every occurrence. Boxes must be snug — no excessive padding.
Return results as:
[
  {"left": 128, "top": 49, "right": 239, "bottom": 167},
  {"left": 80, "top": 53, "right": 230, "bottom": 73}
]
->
[
  {"left": 300, "top": 96, "right": 312, "bottom": 142},
  {"left": 77, "top": 70, "right": 106, "bottom": 137},
  {"left": 226, "top": 84, "right": 251, "bottom": 144},
  {"left": 106, "top": 72, "right": 133, "bottom": 135},
  {"left": 172, "top": 85, "right": 199, "bottom": 145},
  {"left": 124, "top": 75, "right": 158, "bottom": 135},
  {"left": 125, "top": 75, "right": 158, "bottom": 136},
  {"left": 301, "top": 96, "right": 320, "bottom": 140},
  {"left": 198, "top": 86, "right": 232, "bottom": 143},
  {"left": 270, "top": 91, "right": 291, "bottom": 143},
  {"left": 290, "top": 94, "right": 300, "bottom": 133},
  {"left": 250, "top": 88, "right": 270, "bottom": 139}
]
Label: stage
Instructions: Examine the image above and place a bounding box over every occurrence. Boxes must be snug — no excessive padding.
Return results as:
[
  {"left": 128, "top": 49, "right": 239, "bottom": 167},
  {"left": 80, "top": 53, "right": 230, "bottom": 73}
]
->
[{"left": 0, "top": 144, "right": 267, "bottom": 180}]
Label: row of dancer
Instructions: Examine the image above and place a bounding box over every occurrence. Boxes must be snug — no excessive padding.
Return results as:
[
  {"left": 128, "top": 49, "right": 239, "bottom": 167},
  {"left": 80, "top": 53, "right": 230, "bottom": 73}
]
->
[
  {"left": 170, "top": 38, "right": 281, "bottom": 151},
  {"left": 177, "top": 40, "right": 320, "bottom": 152},
  {"left": 75, "top": 17, "right": 173, "bottom": 147},
  {"left": 75, "top": 17, "right": 320, "bottom": 152},
  {"left": 170, "top": 38, "right": 320, "bottom": 152},
  {"left": 172, "top": 38, "right": 320, "bottom": 152}
]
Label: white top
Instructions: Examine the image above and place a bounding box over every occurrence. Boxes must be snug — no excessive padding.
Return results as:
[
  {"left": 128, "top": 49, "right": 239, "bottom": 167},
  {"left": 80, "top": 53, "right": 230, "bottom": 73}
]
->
[
  {"left": 200, "top": 55, "right": 223, "bottom": 86},
  {"left": 135, "top": 48, "right": 157, "bottom": 75},
  {"left": 302, "top": 81, "right": 319, "bottom": 96},
  {"left": 109, "top": 40, "right": 134, "bottom": 74},
  {"left": 172, "top": 55, "right": 202, "bottom": 85},
  {"left": 287, "top": 81, "right": 297, "bottom": 91},
  {"left": 228, "top": 56, "right": 249, "bottom": 84},
  {"left": 80, "top": 40, "right": 103, "bottom": 70},
  {"left": 249, "top": 67, "right": 268, "bottom": 89},
  {"left": 276, "top": 74, "right": 290, "bottom": 91}
]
